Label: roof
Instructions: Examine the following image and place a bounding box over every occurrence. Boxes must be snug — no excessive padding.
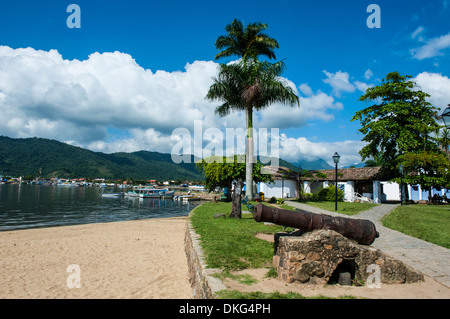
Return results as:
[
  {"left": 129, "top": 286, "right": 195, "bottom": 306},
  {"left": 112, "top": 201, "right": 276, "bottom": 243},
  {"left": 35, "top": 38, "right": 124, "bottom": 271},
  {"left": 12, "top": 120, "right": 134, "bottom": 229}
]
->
[
  {"left": 303, "top": 166, "right": 382, "bottom": 182},
  {"left": 261, "top": 166, "right": 298, "bottom": 180}
]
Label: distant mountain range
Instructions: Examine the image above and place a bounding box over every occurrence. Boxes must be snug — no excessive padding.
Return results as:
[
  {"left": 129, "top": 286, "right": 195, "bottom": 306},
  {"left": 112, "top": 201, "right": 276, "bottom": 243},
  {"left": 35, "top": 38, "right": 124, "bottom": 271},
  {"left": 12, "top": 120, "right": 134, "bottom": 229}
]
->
[{"left": 0, "top": 136, "right": 354, "bottom": 180}]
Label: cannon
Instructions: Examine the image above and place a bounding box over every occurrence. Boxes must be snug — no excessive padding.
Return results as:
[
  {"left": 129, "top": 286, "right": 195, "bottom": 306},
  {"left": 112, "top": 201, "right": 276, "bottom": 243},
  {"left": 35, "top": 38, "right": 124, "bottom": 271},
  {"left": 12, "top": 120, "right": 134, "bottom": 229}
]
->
[{"left": 253, "top": 204, "right": 379, "bottom": 245}]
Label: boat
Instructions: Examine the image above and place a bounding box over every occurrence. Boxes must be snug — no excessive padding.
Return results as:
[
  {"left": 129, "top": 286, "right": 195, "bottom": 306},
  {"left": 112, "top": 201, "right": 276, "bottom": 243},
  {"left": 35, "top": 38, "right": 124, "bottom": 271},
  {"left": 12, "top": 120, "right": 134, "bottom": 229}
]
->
[
  {"left": 124, "top": 186, "right": 175, "bottom": 199},
  {"left": 140, "top": 189, "right": 175, "bottom": 199},
  {"left": 100, "top": 192, "right": 123, "bottom": 198}
]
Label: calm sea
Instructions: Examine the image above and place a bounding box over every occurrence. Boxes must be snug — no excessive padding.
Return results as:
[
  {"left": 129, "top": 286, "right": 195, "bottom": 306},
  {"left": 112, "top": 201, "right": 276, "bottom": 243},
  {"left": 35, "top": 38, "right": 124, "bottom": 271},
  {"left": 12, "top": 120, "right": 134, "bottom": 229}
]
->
[{"left": 0, "top": 184, "right": 201, "bottom": 231}]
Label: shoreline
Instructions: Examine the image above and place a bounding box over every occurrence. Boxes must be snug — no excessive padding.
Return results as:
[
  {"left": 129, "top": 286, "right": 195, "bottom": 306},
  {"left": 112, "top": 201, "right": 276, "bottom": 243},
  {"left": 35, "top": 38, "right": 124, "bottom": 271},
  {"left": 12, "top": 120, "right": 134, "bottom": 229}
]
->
[{"left": 0, "top": 217, "right": 193, "bottom": 299}]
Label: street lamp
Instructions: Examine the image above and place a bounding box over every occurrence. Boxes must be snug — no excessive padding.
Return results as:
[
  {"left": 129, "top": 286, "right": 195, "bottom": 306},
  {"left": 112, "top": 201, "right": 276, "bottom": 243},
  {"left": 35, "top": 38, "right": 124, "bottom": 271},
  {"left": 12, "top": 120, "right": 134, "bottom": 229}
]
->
[
  {"left": 333, "top": 152, "right": 341, "bottom": 211},
  {"left": 442, "top": 105, "right": 450, "bottom": 129},
  {"left": 399, "top": 164, "right": 404, "bottom": 206}
]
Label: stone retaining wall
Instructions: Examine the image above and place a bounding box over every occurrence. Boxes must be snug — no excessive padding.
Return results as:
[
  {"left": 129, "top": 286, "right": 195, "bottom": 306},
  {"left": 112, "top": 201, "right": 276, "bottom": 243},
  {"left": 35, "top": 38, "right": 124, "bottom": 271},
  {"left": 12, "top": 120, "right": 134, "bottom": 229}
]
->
[{"left": 184, "top": 210, "right": 226, "bottom": 299}]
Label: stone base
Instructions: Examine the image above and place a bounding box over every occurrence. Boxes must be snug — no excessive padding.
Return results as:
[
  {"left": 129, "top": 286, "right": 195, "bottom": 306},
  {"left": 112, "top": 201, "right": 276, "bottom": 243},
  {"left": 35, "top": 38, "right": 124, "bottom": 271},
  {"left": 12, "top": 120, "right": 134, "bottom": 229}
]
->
[{"left": 273, "top": 229, "right": 424, "bottom": 285}]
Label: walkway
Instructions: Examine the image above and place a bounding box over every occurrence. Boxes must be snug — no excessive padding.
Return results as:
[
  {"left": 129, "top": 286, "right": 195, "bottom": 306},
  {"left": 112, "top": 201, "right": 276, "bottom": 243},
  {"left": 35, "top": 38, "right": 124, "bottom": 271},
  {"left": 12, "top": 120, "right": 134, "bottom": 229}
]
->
[{"left": 285, "top": 201, "right": 450, "bottom": 288}]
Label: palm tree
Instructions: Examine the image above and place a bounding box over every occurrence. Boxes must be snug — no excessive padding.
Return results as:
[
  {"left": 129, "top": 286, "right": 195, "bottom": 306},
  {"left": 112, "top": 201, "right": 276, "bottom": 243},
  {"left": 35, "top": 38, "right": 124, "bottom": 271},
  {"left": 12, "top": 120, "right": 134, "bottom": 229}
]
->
[
  {"left": 214, "top": 19, "right": 279, "bottom": 63},
  {"left": 211, "top": 19, "right": 298, "bottom": 200},
  {"left": 206, "top": 59, "right": 299, "bottom": 200}
]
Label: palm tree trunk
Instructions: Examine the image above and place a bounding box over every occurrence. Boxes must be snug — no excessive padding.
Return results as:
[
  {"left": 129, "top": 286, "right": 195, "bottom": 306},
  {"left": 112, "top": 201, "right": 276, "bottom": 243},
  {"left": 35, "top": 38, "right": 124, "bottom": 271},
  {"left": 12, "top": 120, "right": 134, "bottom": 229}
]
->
[{"left": 246, "top": 106, "right": 254, "bottom": 200}]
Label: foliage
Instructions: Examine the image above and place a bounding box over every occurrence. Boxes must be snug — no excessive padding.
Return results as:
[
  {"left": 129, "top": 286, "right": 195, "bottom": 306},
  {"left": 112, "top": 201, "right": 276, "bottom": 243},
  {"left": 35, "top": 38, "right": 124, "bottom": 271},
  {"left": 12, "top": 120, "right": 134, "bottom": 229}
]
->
[
  {"left": 396, "top": 151, "right": 450, "bottom": 192},
  {"left": 209, "top": 19, "right": 299, "bottom": 200},
  {"left": 196, "top": 155, "right": 274, "bottom": 192},
  {"left": 318, "top": 185, "right": 345, "bottom": 202},
  {"left": 214, "top": 19, "right": 279, "bottom": 62},
  {"left": 352, "top": 72, "right": 440, "bottom": 177},
  {"left": 0, "top": 136, "right": 203, "bottom": 180}
]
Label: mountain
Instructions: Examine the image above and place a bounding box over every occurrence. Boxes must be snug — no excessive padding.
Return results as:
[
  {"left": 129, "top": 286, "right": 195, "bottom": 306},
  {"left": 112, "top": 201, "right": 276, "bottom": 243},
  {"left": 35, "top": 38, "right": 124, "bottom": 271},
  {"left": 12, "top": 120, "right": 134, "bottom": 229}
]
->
[
  {"left": 0, "top": 136, "right": 203, "bottom": 181},
  {"left": 0, "top": 136, "right": 306, "bottom": 181},
  {"left": 293, "top": 158, "right": 334, "bottom": 171}
]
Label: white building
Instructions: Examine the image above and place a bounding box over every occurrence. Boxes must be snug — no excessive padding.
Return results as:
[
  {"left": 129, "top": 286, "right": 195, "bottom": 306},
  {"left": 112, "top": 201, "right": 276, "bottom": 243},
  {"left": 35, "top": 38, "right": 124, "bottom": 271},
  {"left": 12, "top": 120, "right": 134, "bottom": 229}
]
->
[
  {"left": 257, "top": 166, "right": 299, "bottom": 199},
  {"left": 302, "top": 167, "right": 402, "bottom": 204}
]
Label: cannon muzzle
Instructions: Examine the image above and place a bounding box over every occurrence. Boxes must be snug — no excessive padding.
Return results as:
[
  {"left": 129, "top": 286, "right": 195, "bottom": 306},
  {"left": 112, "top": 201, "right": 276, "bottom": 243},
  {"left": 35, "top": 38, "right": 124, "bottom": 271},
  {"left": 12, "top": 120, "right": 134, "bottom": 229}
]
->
[{"left": 253, "top": 204, "right": 379, "bottom": 245}]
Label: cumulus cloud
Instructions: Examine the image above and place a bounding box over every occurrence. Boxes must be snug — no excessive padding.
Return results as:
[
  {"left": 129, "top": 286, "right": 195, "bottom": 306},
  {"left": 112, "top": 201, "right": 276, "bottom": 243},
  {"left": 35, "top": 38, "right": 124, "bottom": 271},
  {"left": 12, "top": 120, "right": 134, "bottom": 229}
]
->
[
  {"left": 322, "top": 70, "right": 356, "bottom": 97},
  {"left": 0, "top": 45, "right": 350, "bottom": 156},
  {"left": 411, "top": 32, "right": 450, "bottom": 60},
  {"left": 278, "top": 134, "right": 365, "bottom": 167},
  {"left": 414, "top": 72, "right": 450, "bottom": 110}
]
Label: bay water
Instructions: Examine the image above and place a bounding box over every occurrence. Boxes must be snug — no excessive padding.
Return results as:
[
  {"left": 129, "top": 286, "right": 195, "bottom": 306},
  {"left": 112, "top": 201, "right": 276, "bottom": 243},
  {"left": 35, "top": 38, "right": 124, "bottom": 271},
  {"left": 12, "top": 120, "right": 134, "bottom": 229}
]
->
[{"left": 0, "top": 184, "right": 201, "bottom": 231}]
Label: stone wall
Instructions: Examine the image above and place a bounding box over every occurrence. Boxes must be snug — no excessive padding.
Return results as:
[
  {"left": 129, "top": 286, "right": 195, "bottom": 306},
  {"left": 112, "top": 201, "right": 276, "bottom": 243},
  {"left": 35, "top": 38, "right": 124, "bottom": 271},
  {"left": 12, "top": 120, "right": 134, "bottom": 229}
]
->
[
  {"left": 274, "top": 229, "right": 424, "bottom": 285},
  {"left": 184, "top": 217, "right": 226, "bottom": 299}
]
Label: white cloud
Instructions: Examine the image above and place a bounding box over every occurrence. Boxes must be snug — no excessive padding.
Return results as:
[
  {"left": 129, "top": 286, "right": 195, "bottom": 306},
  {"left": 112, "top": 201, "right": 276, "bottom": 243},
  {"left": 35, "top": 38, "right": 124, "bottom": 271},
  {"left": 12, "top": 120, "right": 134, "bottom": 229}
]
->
[
  {"left": 299, "top": 83, "right": 313, "bottom": 96},
  {"left": 414, "top": 72, "right": 450, "bottom": 111},
  {"left": 411, "top": 32, "right": 450, "bottom": 60},
  {"left": 364, "top": 69, "right": 374, "bottom": 80},
  {"left": 411, "top": 26, "right": 425, "bottom": 41},
  {"left": 278, "top": 134, "right": 365, "bottom": 167},
  {"left": 322, "top": 70, "right": 355, "bottom": 97},
  {"left": 0, "top": 46, "right": 351, "bottom": 155}
]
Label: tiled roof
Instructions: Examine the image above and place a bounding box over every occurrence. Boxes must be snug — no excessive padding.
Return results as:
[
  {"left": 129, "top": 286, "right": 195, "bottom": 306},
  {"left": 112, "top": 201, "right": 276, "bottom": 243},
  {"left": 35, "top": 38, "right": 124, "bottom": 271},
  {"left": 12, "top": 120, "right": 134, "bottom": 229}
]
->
[
  {"left": 303, "top": 166, "right": 382, "bottom": 181},
  {"left": 261, "top": 166, "right": 299, "bottom": 180}
]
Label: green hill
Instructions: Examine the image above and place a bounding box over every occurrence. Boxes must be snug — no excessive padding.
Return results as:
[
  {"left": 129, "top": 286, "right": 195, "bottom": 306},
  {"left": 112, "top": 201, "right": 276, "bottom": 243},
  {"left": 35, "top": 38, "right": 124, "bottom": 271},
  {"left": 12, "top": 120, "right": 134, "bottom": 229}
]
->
[
  {"left": 0, "top": 136, "right": 203, "bottom": 181},
  {"left": 0, "top": 136, "right": 305, "bottom": 181}
]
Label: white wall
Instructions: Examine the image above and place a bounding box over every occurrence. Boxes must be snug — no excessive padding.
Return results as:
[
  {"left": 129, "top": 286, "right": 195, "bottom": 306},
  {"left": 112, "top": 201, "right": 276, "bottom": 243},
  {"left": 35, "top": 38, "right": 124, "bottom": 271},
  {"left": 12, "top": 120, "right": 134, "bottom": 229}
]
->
[
  {"left": 381, "top": 181, "right": 401, "bottom": 201},
  {"left": 260, "top": 180, "right": 298, "bottom": 199}
]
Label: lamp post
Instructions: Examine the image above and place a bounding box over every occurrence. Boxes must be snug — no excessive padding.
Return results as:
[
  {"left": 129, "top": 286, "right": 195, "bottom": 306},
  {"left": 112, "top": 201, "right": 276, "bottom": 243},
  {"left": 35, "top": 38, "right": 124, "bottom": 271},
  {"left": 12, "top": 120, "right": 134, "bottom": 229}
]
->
[
  {"left": 332, "top": 152, "right": 341, "bottom": 211},
  {"left": 399, "top": 164, "right": 404, "bottom": 206},
  {"left": 442, "top": 105, "right": 450, "bottom": 129}
]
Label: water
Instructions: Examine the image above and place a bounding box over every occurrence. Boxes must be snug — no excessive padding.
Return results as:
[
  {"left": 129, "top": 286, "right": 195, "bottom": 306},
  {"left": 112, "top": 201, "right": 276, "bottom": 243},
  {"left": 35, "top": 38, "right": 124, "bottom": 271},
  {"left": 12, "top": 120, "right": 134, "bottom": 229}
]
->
[{"left": 0, "top": 184, "right": 201, "bottom": 231}]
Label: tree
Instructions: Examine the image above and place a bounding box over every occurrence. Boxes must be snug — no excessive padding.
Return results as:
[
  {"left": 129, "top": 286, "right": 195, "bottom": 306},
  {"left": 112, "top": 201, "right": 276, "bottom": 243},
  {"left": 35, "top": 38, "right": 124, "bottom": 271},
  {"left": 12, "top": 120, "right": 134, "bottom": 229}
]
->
[
  {"left": 397, "top": 151, "right": 450, "bottom": 200},
  {"left": 211, "top": 19, "right": 299, "bottom": 201},
  {"left": 196, "top": 155, "right": 273, "bottom": 218},
  {"left": 214, "top": 19, "right": 279, "bottom": 63},
  {"left": 207, "top": 60, "right": 299, "bottom": 200},
  {"left": 352, "top": 72, "right": 440, "bottom": 177}
]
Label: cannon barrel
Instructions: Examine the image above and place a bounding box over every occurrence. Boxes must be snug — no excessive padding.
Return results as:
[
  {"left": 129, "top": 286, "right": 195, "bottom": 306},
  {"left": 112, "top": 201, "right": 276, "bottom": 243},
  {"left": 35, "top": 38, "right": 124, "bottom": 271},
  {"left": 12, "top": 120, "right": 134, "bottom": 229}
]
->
[{"left": 253, "top": 204, "right": 379, "bottom": 245}]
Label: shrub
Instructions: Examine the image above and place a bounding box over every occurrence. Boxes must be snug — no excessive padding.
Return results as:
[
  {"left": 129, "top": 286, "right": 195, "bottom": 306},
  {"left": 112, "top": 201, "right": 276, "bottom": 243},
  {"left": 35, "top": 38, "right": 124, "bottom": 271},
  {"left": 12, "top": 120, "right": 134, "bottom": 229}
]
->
[
  {"left": 318, "top": 185, "right": 344, "bottom": 202},
  {"left": 269, "top": 196, "right": 277, "bottom": 203}
]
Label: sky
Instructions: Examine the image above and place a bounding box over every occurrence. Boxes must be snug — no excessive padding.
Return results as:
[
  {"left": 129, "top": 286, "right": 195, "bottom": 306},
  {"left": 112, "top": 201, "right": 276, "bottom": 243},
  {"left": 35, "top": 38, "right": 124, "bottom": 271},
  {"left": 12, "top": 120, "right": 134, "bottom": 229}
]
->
[{"left": 0, "top": 0, "right": 449, "bottom": 167}]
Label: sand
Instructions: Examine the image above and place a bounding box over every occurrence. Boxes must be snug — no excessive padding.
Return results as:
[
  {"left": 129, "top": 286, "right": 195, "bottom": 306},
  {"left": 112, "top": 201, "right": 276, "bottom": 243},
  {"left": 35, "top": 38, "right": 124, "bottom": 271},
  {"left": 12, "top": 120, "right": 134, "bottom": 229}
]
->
[
  {"left": 223, "top": 268, "right": 450, "bottom": 299},
  {"left": 0, "top": 217, "right": 193, "bottom": 299}
]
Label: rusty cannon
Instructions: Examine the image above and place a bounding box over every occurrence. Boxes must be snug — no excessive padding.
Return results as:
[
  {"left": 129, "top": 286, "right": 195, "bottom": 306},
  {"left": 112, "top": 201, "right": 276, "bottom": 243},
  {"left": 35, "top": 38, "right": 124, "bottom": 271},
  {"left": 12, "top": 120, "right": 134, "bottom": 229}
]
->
[{"left": 253, "top": 204, "right": 379, "bottom": 245}]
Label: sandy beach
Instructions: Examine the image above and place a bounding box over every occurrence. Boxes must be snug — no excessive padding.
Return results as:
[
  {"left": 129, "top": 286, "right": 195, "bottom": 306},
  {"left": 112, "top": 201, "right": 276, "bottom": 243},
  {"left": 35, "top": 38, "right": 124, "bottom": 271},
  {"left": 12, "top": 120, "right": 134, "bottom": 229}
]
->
[{"left": 0, "top": 217, "right": 193, "bottom": 299}]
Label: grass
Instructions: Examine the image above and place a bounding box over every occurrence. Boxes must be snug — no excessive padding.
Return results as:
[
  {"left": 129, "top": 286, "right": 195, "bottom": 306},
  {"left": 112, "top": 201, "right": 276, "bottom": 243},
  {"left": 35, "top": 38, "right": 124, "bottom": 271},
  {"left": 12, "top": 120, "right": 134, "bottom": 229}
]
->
[
  {"left": 190, "top": 202, "right": 284, "bottom": 270},
  {"left": 381, "top": 204, "right": 450, "bottom": 249},
  {"left": 216, "top": 290, "right": 357, "bottom": 299},
  {"left": 189, "top": 201, "right": 360, "bottom": 299},
  {"left": 284, "top": 200, "right": 379, "bottom": 216}
]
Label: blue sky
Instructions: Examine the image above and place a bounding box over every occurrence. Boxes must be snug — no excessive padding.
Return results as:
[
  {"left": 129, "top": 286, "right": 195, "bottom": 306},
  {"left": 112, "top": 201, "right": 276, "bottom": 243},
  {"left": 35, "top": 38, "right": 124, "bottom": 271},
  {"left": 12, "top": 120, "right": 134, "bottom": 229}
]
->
[{"left": 0, "top": 0, "right": 449, "bottom": 167}]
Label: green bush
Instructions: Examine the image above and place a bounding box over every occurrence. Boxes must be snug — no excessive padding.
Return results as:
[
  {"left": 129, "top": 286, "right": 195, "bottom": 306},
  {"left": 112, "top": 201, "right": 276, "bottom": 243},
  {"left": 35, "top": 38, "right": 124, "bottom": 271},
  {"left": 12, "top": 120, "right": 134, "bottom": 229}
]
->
[
  {"left": 301, "top": 186, "right": 344, "bottom": 202},
  {"left": 269, "top": 196, "right": 277, "bottom": 203},
  {"left": 318, "top": 185, "right": 344, "bottom": 202},
  {"left": 276, "top": 198, "right": 284, "bottom": 204}
]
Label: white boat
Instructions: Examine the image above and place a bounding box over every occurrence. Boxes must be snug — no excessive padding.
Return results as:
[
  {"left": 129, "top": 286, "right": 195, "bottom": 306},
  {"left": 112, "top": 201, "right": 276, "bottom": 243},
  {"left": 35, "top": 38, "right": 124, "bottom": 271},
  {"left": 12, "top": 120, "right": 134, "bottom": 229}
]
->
[
  {"left": 140, "top": 189, "right": 175, "bottom": 199},
  {"left": 124, "top": 186, "right": 175, "bottom": 199},
  {"left": 100, "top": 192, "right": 123, "bottom": 198}
]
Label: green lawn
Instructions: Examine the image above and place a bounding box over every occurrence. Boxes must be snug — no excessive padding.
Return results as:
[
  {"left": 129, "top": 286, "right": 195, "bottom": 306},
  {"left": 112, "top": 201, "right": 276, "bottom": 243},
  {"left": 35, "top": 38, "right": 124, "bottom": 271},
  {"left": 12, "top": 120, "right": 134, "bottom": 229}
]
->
[
  {"left": 189, "top": 202, "right": 284, "bottom": 270},
  {"left": 287, "top": 200, "right": 379, "bottom": 216},
  {"left": 381, "top": 204, "right": 450, "bottom": 249}
]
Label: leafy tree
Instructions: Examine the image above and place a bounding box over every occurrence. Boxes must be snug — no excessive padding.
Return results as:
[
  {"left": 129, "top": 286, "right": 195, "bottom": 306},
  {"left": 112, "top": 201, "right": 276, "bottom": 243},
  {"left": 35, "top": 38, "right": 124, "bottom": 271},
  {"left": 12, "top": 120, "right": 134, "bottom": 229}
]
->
[
  {"left": 197, "top": 155, "right": 273, "bottom": 218},
  {"left": 196, "top": 155, "right": 273, "bottom": 195},
  {"left": 352, "top": 72, "right": 440, "bottom": 177},
  {"left": 397, "top": 151, "right": 450, "bottom": 200},
  {"left": 210, "top": 19, "right": 299, "bottom": 201}
]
